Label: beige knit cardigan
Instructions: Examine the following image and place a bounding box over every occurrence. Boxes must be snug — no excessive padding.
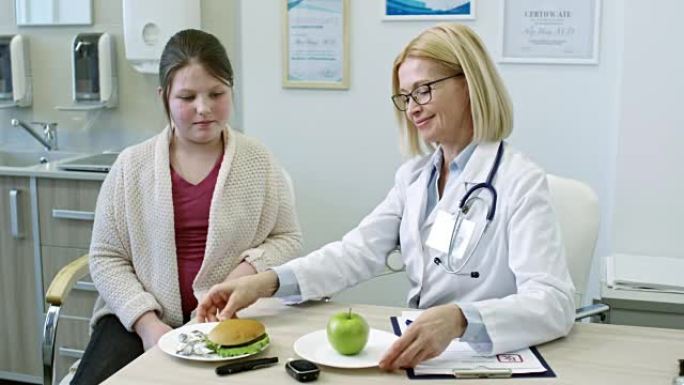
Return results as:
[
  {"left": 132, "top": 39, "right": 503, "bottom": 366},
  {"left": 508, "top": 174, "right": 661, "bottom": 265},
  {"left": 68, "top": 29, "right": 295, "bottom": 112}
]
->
[{"left": 89, "top": 126, "right": 302, "bottom": 331}]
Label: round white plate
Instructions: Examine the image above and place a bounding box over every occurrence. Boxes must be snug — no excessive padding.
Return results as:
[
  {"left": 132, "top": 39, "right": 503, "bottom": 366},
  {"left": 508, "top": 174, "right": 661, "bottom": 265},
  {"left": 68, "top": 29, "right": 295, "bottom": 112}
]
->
[
  {"left": 157, "top": 322, "right": 269, "bottom": 362},
  {"left": 293, "top": 329, "right": 398, "bottom": 369}
]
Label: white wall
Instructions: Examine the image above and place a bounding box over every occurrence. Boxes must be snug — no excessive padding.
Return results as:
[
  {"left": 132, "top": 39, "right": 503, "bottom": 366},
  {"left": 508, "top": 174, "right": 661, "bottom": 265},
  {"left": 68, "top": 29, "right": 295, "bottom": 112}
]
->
[
  {"left": 0, "top": 0, "right": 239, "bottom": 153},
  {"left": 240, "top": 0, "right": 623, "bottom": 304},
  {"left": 3, "top": 0, "right": 679, "bottom": 305},
  {"left": 612, "top": 1, "right": 684, "bottom": 257},
  {"left": 495, "top": 1, "right": 622, "bottom": 303}
]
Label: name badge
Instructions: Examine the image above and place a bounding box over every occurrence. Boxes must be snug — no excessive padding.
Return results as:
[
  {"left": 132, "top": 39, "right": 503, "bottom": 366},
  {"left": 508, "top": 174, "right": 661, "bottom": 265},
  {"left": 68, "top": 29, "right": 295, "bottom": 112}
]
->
[
  {"left": 426, "top": 210, "right": 474, "bottom": 260},
  {"left": 450, "top": 217, "right": 475, "bottom": 260}
]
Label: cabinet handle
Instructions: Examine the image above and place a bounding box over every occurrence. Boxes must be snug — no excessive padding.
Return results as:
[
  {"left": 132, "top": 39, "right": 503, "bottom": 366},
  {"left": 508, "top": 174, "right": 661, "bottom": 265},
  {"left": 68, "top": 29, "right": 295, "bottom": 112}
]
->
[
  {"left": 74, "top": 281, "right": 96, "bottom": 292},
  {"left": 58, "top": 347, "right": 84, "bottom": 359},
  {"left": 52, "top": 209, "right": 95, "bottom": 221},
  {"left": 9, "top": 189, "right": 23, "bottom": 239}
]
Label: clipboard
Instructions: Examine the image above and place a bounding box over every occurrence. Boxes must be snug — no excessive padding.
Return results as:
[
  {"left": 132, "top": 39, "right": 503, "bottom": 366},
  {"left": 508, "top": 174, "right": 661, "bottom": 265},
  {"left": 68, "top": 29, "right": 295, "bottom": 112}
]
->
[{"left": 390, "top": 316, "right": 556, "bottom": 379}]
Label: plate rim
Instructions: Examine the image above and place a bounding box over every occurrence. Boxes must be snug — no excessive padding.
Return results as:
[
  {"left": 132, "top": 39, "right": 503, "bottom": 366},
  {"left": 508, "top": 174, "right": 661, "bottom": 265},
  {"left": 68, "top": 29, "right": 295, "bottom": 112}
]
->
[
  {"left": 158, "top": 322, "right": 269, "bottom": 362},
  {"left": 293, "top": 328, "right": 397, "bottom": 369}
]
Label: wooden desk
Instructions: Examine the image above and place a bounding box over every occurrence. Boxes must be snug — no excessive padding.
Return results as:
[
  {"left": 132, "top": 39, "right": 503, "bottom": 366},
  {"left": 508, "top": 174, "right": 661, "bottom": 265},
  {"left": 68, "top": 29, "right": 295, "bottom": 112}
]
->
[{"left": 103, "top": 299, "right": 684, "bottom": 385}]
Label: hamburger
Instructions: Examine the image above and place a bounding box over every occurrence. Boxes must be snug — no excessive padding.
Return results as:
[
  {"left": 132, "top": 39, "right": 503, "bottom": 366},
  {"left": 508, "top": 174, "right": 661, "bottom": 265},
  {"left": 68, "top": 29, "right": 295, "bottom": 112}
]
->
[{"left": 205, "top": 319, "right": 270, "bottom": 357}]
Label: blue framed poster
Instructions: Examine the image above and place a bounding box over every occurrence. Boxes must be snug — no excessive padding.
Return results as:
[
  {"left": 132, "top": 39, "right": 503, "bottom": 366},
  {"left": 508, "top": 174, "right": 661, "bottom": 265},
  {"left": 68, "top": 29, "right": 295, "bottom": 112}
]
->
[{"left": 384, "top": 0, "right": 475, "bottom": 20}]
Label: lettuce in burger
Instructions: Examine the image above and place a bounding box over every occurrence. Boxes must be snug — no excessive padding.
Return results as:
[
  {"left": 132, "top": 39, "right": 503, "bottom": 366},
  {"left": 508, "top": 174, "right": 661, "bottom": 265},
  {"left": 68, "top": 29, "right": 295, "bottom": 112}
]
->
[{"left": 205, "top": 319, "right": 270, "bottom": 357}]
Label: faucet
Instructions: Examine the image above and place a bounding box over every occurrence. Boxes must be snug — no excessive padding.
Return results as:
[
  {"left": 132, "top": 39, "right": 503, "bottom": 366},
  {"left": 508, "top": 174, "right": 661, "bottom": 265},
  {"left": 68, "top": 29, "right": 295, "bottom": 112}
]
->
[{"left": 10, "top": 119, "right": 58, "bottom": 151}]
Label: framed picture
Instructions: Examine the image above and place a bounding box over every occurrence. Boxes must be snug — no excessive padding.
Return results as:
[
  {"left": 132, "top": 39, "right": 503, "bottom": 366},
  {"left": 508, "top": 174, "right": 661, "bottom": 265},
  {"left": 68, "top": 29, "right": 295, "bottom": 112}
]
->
[
  {"left": 500, "top": 0, "right": 601, "bottom": 64},
  {"left": 282, "top": 0, "right": 350, "bottom": 89},
  {"left": 384, "top": 0, "right": 475, "bottom": 21}
]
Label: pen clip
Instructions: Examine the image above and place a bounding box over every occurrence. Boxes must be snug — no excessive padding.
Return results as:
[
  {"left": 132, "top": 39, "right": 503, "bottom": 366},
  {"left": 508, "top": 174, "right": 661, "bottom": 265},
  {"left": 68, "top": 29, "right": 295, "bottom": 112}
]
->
[{"left": 452, "top": 367, "right": 512, "bottom": 379}]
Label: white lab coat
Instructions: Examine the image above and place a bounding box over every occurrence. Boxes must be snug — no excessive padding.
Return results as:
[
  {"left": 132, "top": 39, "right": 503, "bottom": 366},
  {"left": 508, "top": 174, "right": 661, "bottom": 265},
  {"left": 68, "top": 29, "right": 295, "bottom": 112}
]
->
[{"left": 285, "top": 141, "right": 575, "bottom": 354}]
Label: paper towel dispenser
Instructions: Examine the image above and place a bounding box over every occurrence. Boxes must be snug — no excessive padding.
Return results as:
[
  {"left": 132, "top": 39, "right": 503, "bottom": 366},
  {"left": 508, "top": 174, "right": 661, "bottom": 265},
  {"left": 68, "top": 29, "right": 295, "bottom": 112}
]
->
[
  {"left": 123, "top": 0, "right": 201, "bottom": 74},
  {"left": 0, "top": 34, "right": 31, "bottom": 108},
  {"left": 57, "top": 32, "right": 117, "bottom": 110}
]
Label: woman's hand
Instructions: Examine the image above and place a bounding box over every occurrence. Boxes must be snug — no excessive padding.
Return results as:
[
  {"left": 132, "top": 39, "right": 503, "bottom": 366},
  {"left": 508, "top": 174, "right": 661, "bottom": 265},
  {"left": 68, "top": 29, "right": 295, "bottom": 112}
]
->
[
  {"left": 195, "top": 271, "right": 279, "bottom": 322},
  {"left": 379, "top": 304, "right": 467, "bottom": 370},
  {"left": 133, "top": 311, "right": 173, "bottom": 351}
]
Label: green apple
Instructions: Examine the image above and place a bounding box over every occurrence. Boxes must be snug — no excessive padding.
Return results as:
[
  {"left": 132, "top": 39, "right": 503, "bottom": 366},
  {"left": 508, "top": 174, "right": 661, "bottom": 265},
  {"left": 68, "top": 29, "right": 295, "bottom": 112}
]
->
[{"left": 326, "top": 308, "right": 370, "bottom": 355}]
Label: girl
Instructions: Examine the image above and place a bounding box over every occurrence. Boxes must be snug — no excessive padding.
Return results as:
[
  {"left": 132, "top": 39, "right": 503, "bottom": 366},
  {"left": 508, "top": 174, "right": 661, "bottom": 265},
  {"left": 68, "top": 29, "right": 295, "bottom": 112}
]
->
[{"left": 72, "top": 29, "right": 302, "bottom": 384}]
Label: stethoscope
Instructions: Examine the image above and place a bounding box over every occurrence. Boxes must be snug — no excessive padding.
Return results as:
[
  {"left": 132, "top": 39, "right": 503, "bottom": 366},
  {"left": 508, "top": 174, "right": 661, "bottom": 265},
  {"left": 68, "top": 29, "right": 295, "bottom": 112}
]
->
[{"left": 433, "top": 141, "right": 504, "bottom": 278}]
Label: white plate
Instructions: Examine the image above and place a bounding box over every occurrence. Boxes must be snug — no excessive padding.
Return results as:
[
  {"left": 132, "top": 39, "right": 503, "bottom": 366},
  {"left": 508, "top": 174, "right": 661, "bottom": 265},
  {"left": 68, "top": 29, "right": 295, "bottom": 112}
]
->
[
  {"left": 293, "top": 329, "right": 398, "bottom": 368},
  {"left": 157, "top": 322, "right": 269, "bottom": 362}
]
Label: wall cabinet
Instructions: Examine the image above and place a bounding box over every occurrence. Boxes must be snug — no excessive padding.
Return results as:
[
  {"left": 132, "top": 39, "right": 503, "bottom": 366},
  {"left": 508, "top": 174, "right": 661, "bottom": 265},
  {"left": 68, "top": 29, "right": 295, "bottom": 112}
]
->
[
  {"left": 0, "top": 176, "right": 41, "bottom": 380},
  {"left": 38, "top": 178, "right": 101, "bottom": 249},
  {"left": 0, "top": 175, "right": 102, "bottom": 383},
  {"left": 38, "top": 178, "right": 101, "bottom": 382}
]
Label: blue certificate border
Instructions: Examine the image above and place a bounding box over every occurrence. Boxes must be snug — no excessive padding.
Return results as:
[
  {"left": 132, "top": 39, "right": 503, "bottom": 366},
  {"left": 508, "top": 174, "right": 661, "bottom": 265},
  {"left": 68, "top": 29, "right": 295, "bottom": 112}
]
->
[{"left": 385, "top": 0, "right": 475, "bottom": 20}]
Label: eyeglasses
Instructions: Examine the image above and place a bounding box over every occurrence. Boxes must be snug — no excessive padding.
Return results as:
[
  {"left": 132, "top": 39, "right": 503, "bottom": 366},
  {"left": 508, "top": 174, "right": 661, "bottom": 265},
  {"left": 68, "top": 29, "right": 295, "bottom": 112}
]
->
[{"left": 391, "top": 74, "right": 463, "bottom": 111}]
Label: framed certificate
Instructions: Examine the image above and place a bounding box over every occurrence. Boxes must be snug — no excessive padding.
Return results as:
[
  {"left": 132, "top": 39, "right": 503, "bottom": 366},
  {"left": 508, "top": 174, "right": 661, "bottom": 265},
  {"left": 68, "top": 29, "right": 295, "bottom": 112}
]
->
[
  {"left": 500, "top": 0, "right": 601, "bottom": 64},
  {"left": 282, "top": 0, "right": 350, "bottom": 89},
  {"left": 384, "top": 0, "right": 475, "bottom": 21}
]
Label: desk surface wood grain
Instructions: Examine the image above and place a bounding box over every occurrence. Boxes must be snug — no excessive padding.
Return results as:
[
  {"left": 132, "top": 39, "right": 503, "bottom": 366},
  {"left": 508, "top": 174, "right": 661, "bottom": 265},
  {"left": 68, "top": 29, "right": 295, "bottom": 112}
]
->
[{"left": 103, "top": 299, "right": 684, "bottom": 385}]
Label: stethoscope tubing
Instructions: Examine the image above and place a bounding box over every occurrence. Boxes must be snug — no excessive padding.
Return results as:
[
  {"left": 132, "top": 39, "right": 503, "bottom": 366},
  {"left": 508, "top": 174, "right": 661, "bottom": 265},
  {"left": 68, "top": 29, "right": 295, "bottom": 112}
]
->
[
  {"left": 442, "top": 219, "right": 491, "bottom": 274},
  {"left": 439, "top": 141, "right": 504, "bottom": 276},
  {"left": 458, "top": 141, "right": 503, "bottom": 220}
]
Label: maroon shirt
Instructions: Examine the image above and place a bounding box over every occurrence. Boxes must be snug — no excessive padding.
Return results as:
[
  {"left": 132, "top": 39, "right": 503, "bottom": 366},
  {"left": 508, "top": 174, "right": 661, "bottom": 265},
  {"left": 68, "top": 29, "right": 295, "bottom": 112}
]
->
[{"left": 171, "top": 155, "right": 223, "bottom": 321}]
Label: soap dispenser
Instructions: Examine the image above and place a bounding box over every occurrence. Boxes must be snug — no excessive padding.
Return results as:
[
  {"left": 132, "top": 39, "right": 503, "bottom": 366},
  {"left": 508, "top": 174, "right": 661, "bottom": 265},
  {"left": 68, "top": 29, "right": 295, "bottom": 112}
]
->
[
  {"left": 0, "top": 34, "right": 31, "bottom": 108},
  {"left": 57, "top": 32, "right": 117, "bottom": 110}
]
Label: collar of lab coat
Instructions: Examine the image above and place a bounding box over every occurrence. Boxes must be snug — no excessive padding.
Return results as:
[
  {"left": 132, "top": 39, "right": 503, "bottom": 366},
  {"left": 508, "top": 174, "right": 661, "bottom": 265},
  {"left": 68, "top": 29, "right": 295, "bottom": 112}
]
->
[
  {"left": 456, "top": 140, "right": 503, "bottom": 186},
  {"left": 417, "top": 141, "right": 503, "bottom": 229}
]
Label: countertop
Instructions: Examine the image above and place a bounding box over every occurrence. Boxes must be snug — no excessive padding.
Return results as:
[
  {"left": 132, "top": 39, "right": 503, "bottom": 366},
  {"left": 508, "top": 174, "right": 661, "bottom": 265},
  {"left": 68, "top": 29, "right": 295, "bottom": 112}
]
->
[{"left": 0, "top": 153, "right": 109, "bottom": 181}]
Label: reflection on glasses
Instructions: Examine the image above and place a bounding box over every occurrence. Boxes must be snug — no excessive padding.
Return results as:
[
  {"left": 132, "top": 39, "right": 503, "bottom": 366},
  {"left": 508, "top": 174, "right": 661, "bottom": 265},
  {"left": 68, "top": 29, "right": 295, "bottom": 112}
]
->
[{"left": 391, "top": 74, "right": 463, "bottom": 111}]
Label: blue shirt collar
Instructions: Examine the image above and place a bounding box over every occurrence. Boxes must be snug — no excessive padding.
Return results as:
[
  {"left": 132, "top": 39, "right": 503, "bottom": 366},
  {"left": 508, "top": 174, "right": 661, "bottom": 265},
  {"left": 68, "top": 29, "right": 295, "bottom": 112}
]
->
[{"left": 430, "top": 142, "right": 477, "bottom": 174}]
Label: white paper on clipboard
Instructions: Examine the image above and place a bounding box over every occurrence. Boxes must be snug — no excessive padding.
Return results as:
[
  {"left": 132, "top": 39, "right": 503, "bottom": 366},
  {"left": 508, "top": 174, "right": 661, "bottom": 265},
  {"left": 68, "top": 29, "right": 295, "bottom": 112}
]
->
[{"left": 399, "top": 311, "right": 547, "bottom": 375}]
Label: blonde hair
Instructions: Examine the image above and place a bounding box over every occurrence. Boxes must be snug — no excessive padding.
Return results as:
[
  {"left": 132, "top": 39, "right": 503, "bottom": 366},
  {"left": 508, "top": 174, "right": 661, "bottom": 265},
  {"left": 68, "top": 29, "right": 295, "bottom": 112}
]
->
[{"left": 392, "top": 23, "right": 513, "bottom": 156}]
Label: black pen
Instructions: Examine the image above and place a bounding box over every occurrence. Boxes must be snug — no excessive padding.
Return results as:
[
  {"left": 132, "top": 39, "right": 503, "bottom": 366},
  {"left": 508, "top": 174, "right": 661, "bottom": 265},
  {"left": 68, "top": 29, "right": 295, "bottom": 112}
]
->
[{"left": 215, "top": 357, "right": 279, "bottom": 376}]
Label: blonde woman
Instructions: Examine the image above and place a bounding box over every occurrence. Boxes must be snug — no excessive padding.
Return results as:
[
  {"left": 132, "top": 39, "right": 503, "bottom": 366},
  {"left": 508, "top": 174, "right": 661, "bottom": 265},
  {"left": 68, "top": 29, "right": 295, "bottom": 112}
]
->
[{"left": 197, "top": 24, "right": 575, "bottom": 370}]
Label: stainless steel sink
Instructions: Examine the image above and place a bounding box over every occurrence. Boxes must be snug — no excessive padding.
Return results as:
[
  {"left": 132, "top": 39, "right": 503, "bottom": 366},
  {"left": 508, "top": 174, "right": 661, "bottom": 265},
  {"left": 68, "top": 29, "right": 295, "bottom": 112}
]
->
[{"left": 0, "top": 150, "right": 82, "bottom": 168}]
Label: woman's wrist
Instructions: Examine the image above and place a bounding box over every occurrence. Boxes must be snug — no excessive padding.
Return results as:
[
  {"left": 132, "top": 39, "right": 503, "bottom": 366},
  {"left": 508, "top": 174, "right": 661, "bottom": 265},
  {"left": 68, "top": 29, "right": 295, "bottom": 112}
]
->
[
  {"left": 133, "top": 311, "right": 161, "bottom": 336},
  {"left": 224, "top": 261, "right": 258, "bottom": 282},
  {"left": 259, "top": 270, "right": 280, "bottom": 297},
  {"left": 446, "top": 304, "right": 468, "bottom": 339}
]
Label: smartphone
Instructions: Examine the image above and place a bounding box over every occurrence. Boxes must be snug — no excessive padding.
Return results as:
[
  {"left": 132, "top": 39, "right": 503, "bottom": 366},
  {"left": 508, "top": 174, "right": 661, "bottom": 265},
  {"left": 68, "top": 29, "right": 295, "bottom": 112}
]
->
[{"left": 285, "top": 359, "right": 320, "bottom": 382}]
